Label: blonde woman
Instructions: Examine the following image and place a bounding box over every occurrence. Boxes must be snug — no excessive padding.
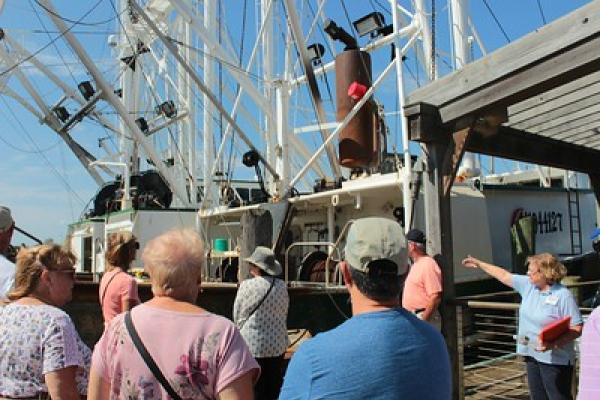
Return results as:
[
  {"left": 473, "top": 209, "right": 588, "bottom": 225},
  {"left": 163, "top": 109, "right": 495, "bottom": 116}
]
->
[
  {"left": 99, "top": 232, "right": 140, "bottom": 324},
  {"left": 0, "top": 245, "right": 91, "bottom": 399},
  {"left": 462, "top": 253, "right": 583, "bottom": 400},
  {"left": 88, "top": 230, "right": 259, "bottom": 400}
]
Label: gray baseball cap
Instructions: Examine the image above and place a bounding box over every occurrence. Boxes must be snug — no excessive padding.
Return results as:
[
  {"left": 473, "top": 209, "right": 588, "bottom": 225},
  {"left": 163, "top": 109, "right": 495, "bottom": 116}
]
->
[
  {"left": 345, "top": 217, "right": 408, "bottom": 275},
  {"left": 0, "top": 206, "right": 14, "bottom": 233}
]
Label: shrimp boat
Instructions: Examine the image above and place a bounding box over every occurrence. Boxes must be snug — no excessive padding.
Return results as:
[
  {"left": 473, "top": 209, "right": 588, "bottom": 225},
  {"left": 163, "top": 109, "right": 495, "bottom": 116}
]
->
[{"left": 1, "top": 0, "right": 598, "bottom": 345}]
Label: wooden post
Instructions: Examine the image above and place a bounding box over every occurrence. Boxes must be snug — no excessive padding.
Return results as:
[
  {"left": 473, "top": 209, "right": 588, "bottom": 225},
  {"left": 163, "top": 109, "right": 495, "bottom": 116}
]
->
[
  {"left": 240, "top": 210, "right": 273, "bottom": 279},
  {"left": 423, "top": 127, "right": 470, "bottom": 400}
]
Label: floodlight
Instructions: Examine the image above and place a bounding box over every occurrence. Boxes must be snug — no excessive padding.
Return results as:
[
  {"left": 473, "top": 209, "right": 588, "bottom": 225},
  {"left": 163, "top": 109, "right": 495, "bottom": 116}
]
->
[
  {"left": 323, "top": 19, "right": 357, "bottom": 50},
  {"left": 135, "top": 117, "right": 149, "bottom": 134},
  {"left": 353, "top": 12, "right": 385, "bottom": 37},
  {"left": 53, "top": 106, "right": 70, "bottom": 123},
  {"left": 242, "top": 150, "right": 260, "bottom": 168},
  {"left": 307, "top": 43, "right": 326, "bottom": 65},
  {"left": 155, "top": 100, "right": 177, "bottom": 118},
  {"left": 78, "top": 81, "right": 96, "bottom": 101}
]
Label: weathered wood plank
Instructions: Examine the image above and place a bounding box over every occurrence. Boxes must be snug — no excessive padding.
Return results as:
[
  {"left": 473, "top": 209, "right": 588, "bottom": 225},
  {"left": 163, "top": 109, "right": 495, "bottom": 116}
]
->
[
  {"left": 508, "top": 83, "right": 600, "bottom": 128},
  {"left": 517, "top": 101, "right": 600, "bottom": 133},
  {"left": 546, "top": 116, "right": 600, "bottom": 140},
  {"left": 532, "top": 109, "right": 600, "bottom": 138},
  {"left": 438, "top": 34, "right": 600, "bottom": 124},
  {"left": 509, "top": 70, "right": 600, "bottom": 117},
  {"left": 406, "top": 1, "right": 600, "bottom": 108},
  {"left": 559, "top": 130, "right": 598, "bottom": 145},
  {"left": 465, "top": 126, "right": 600, "bottom": 174}
]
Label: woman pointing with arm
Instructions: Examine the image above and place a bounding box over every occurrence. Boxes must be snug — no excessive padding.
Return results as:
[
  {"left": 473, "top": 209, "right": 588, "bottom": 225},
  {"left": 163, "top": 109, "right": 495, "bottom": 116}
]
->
[{"left": 463, "top": 253, "right": 582, "bottom": 400}]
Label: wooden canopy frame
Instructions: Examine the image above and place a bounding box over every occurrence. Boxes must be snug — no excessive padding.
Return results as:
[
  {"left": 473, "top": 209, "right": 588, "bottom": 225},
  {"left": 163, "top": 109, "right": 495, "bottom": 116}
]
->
[{"left": 403, "top": 3, "right": 600, "bottom": 398}]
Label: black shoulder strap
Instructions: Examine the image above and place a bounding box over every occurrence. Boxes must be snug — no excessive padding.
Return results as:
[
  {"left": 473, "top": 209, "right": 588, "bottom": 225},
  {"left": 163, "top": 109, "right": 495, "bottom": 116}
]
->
[
  {"left": 239, "top": 277, "right": 276, "bottom": 330},
  {"left": 100, "top": 271, "right": 122, "bottom": 307},
  {"left": 124, "top": 311, "right": 183, "bottom": 400}
]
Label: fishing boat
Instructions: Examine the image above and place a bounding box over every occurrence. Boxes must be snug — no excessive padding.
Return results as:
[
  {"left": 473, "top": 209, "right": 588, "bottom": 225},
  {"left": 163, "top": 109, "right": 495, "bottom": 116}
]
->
[{"left": 1, "top": 0, "right": 598, "bottom": 347}]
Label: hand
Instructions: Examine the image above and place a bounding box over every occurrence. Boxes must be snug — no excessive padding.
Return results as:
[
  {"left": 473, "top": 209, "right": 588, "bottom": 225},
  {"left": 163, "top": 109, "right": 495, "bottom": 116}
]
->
[
  {"left": 462, "top": 255, "right": 480, "bottom": 269},
  {"left": 535, "top": 340, "right": 556, "bottom": 352}
]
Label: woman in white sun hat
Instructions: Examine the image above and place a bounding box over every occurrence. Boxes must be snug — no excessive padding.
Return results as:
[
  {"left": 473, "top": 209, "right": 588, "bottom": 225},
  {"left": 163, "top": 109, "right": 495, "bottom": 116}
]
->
[{"left": 233, "top": 246, "right": 289, "bottom": 400}]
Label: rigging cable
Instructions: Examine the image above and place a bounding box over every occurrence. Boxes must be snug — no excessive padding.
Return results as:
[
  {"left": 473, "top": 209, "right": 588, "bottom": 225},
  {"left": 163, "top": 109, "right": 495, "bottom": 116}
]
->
[
  {"left": 370, "top": 0, "right": 392, "bottom": 16},
  {"left": 431, "top": 0, "right": 436, "bottom": 79},
  {"left": 226, "top": 0, "right": 249, "bottom": 182},
  {"left": 31, "top": 0, "right": 129, "bottom": 164},
  {"left": 535, "top": 0, "right": 547, "bottom": 25},
  {"left": 481, "top": 0, "right": 511, "bottom": 43},
  {"left": 0, "top": 96, "right": 86, "bottom": 205},
  {"left": 168, "top": 38, "right": 267, "bottom": 83},
  {"left": 305, "top": 0, "right": 334, "bottom": 103},
  {"left": 0, "top": 0, "right": 105, "bottom": 78},
  {"left": 29, "top": 0, "right": 79, "bottom": 87},
  {"left": 32, "top": 0, "right": 119, "bottom": 27},
  {"left": 108, "top": 0, "right": 196, "bottom": 188}
]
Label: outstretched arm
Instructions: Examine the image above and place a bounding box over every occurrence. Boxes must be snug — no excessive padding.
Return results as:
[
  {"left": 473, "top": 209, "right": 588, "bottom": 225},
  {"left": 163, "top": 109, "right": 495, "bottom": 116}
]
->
[{"left": 462, "top": 256, "right": 513, "bottom": 288}]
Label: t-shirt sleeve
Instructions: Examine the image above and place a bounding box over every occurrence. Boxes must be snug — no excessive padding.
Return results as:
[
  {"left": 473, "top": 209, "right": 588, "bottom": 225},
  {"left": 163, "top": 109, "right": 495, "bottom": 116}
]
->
[
  {"left": 42, "top": 313, "right": 86, "bottom": 375},
  {"left": 561, "top": 290, "right": 584, "bottom": 326},
  {"left": 120, "top": 275, "right": 139, "bottom": 302},
  {"left": 279, "top": 345, "right": 312, "bottom": 400},
  {"left": 214, "top": 323, "right": 260, "bottom": 394},
  {"left": 423, "top": 260, "right": 443, "bottom": 297},
  {"left": 511, "top": 274, "right": 530, "bottom": 296},
  {"left": 90, "top": 317, "right": 119, "bottom": 380}
]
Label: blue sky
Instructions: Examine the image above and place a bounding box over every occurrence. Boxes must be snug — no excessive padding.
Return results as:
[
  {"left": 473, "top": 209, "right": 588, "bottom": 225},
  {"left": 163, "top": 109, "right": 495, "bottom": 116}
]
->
[{"left": 0, "top": 0, "right": 592, "bottom": 243}]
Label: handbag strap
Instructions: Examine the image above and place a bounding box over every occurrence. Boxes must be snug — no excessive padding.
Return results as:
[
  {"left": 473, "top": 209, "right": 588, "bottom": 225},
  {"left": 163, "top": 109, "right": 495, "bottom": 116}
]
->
[
  {"left": 124, "top": 311, "right": 183, "bottom": 400},
  {"left": 238, "top": 277, "right": 276, "bottom": 330},
  {"left": 100, "top": 270, "right": 122, "bottom": 307}
]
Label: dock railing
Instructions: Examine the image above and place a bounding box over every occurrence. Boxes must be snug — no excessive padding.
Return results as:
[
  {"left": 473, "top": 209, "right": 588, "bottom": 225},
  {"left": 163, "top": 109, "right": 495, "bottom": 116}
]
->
[{"left": 455, "top": 281, "right": 597, "bottom": 399}]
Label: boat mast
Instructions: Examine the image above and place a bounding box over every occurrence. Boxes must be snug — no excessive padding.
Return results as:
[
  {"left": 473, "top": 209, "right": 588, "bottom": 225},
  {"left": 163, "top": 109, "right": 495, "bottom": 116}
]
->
[
  {"left": 37, "top": 0, "right": 192, "bottom": 205},
  {"left": 450, "top": 0, "right": 480, "bottom": 179},
  {"left": 118, "top": 0, "right": 141, "bottom": 178},
  {"left": 203, "top": 0, "right": 216, "bottom": 207}
]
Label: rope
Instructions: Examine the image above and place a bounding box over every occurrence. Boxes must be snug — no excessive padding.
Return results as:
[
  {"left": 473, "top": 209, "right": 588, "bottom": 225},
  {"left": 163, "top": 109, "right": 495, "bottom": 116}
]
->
[{"left": 481, "top": 0, "right": 511, "bottom": 43}]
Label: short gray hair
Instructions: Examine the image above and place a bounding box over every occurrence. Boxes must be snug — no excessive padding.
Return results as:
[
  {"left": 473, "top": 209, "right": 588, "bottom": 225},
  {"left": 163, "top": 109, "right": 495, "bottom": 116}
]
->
[{"left": 143, "top": 229, "right": 205, "bottom": 299}]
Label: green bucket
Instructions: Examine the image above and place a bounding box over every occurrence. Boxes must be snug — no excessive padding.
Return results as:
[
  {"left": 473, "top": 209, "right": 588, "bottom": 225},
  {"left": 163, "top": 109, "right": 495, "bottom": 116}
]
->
[{"left": 214, "top": 238, "right": 229, "bottom": 252}]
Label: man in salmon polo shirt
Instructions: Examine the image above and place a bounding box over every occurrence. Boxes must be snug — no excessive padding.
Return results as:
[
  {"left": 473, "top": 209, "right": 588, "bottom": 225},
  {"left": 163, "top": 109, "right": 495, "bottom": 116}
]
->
[{"left": 402, "top": 228, "right": 443, "bottom": 330}]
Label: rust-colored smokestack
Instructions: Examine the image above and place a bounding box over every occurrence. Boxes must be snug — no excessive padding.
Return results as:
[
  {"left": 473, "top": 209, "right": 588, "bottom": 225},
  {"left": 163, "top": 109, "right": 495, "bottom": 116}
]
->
[{"left": 335, "top": 49, "right": 378, "bottom": 169}]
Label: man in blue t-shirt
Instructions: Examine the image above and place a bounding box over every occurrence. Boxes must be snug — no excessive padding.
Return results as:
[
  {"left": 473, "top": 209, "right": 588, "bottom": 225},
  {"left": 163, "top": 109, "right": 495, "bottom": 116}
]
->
[{"left": 279, "top": 217, "right": 451, "bottom": 400}]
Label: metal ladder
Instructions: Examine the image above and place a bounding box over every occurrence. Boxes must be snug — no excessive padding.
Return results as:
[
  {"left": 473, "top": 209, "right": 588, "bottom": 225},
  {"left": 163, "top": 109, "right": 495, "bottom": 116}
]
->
[{"left": 567, "top": 190, "right": 583, "bottom": 255}]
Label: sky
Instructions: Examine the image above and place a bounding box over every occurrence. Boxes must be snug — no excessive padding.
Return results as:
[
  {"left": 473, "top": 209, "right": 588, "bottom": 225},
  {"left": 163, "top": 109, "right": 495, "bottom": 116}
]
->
[{"left": 0, "top": 0, "right": 592, "bottom": 244}]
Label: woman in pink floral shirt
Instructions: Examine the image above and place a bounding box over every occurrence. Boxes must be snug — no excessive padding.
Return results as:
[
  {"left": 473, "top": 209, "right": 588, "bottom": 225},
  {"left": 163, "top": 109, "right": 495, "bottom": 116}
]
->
[{"left": 88, "top": 230, "right": 259, "bottom": 400}]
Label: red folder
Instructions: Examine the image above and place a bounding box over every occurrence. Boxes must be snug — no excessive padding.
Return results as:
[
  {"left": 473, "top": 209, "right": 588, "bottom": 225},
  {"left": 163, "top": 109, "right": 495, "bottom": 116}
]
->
[{"left": 539, "top": 316, "right": 571, "bottom": 343}]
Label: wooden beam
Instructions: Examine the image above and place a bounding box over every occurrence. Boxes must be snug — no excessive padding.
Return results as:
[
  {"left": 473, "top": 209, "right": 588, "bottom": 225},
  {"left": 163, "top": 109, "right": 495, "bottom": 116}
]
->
[
  {"left": 406, "top": 1, "right": 600, "bottom": 109},
  {"left": 437, "top": 34, "right": 600, "bottom": 125},
  {"left": 442, "top": 128, "right": 471, "bottom": 197},
  {"left": 422, "top": 139, "right": 462, "bottom": 400},
  {"left": 466, "top": 125, "right": 600, "bottom": 174}
]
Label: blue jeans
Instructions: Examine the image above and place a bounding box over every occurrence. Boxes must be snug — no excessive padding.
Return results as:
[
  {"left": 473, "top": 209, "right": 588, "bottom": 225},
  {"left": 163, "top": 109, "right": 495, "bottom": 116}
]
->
[{"left": 525, "top": 356, "right": 573, "bottom": 400}]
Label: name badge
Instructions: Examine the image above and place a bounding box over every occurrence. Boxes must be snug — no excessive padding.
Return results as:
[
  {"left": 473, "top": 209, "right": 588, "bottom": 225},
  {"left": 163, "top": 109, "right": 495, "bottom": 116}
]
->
[{"left": 545, "top": 295, "right": 559, "bottom": 306}]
